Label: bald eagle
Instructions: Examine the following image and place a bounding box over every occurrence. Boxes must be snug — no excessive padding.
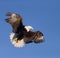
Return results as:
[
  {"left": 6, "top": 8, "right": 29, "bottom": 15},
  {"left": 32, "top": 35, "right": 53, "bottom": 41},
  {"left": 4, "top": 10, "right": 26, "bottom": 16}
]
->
[{"left": 5, "top": 12, "right": 44, "bottom": 48}]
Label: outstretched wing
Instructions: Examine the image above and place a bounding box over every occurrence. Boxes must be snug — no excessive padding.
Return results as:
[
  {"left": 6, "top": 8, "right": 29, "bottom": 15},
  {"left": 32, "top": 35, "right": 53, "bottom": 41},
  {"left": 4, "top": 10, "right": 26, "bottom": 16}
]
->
[
  {"left": 33, "top": 31, "right": 44, "bottom": 43},
  {"left": 23, "top": 31, "right": 44, "bottom": 43}
]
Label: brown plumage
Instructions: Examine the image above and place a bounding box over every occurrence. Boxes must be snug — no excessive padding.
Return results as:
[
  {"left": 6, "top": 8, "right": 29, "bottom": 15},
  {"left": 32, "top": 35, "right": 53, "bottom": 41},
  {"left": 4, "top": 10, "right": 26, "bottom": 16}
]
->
[{"left": 5, "top": 12, "right": 44, "bottom": 48}]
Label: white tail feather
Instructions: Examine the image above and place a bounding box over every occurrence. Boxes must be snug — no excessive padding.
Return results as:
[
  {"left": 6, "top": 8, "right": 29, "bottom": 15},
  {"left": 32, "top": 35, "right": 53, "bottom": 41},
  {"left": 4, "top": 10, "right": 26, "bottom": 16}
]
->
[
  {"left": 13, "top": 39, "right": 25, "bottom": 48},
  {"left": 10, "top": 32, "right": 25, "bottom": 48}
]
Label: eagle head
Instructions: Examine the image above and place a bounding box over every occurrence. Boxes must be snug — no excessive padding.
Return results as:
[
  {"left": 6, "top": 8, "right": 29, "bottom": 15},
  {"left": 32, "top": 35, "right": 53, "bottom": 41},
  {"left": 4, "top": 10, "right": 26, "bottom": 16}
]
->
[{"left": 5, "top": 12, "right": 22, "bottom": 24}]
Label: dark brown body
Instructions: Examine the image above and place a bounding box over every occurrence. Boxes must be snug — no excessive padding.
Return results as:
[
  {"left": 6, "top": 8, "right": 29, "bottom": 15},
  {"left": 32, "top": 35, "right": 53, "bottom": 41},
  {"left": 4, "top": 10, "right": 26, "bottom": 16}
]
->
[{"left": 5, "top": 12, "right": 44, "bottom": 44}]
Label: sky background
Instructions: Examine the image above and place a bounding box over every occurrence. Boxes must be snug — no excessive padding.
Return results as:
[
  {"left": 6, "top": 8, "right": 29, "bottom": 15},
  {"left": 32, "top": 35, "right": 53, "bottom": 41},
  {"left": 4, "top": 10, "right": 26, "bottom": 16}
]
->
[{"left": 0, "top": 0, "right": 60, "bottom": 58}]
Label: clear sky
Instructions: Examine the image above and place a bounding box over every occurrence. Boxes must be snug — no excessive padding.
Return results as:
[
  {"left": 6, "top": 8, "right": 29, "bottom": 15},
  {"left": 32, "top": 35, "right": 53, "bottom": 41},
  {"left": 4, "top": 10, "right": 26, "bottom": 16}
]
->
[{"left": 0, "top": 0, "right": 60, "bottom": 58}]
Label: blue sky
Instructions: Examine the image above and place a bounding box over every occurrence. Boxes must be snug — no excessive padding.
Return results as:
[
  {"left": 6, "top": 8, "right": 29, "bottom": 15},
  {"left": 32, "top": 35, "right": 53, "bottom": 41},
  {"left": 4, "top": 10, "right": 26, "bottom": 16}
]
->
[{"left": 0, "top": 0, "right": 60, "bottom": 58}]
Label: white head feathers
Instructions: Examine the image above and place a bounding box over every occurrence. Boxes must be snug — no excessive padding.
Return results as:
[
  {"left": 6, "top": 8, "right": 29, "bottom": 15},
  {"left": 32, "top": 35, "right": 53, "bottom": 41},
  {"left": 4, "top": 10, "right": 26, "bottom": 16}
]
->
[{"left": 25, "top": 26, "right": 33, "bottom": 32}]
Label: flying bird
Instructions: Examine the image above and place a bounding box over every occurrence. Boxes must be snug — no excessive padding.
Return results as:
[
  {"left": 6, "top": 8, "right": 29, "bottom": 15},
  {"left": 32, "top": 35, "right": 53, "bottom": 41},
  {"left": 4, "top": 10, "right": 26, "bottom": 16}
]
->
[{"left": 5, "top": 12, "right": 44, "bottom": 48}]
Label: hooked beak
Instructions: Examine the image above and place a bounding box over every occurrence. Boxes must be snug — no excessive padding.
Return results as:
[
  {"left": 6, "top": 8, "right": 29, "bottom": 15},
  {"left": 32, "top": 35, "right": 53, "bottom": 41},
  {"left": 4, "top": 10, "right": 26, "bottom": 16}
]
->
[
  {"left": 6, "top": 12, "right": 12, "bottom": 16},
  {"left": 5, "top": 18, "right": 9, "bottom": 23}
]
